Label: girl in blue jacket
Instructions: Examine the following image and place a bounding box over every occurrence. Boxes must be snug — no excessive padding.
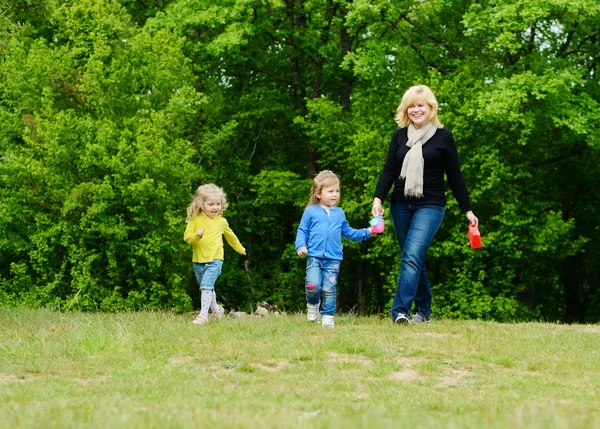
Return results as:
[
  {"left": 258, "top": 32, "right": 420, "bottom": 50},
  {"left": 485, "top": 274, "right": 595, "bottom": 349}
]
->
[{"left": 295, "top": 170, "right": 374, "bottom": 328}]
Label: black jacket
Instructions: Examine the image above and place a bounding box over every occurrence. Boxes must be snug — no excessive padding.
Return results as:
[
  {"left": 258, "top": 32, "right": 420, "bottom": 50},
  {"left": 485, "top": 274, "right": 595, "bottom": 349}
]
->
[{"left": 374, "top": 127, "right": 472, "bottom": 212}]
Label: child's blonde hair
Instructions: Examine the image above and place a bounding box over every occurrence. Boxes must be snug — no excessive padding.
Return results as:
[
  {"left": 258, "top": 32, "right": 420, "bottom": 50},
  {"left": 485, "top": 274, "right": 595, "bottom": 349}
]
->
[
  {"left": 394, "top": 85, "right": 443, "bottom": 128},
  {"left": 186, "top": 183, "right": 229, "bottom": 222},
  {"left": 307, "top": 170, "right": 340, "bottom": 208}
]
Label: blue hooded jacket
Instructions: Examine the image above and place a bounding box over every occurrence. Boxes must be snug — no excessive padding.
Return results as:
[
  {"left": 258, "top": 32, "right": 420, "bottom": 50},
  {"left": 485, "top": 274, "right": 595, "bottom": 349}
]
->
[{"left": 295, "top": 205, "right": 371, "bottom": 261}]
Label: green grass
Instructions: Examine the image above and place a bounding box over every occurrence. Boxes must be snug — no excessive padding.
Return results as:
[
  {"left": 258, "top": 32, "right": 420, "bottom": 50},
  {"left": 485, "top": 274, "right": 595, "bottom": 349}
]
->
[{"left": 1, "top": 308, "right": 599, "bottom": 428}]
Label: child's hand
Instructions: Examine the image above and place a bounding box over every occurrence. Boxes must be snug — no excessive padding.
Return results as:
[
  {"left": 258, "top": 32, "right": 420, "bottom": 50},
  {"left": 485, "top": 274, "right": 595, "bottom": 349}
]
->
[
  {"left": 195, "top": 228, "right": 205, "bottom": 238},
  {"left": 297, "top": 246, "right": 308, "bottom": 257}
]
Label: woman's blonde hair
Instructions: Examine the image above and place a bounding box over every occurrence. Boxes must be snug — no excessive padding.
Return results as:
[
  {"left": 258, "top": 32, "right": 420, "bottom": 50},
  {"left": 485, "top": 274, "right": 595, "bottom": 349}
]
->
[
  {"left": 307, "top": 170, "right": 340, "bottom": 208},
  {"left": 186, "top": 183, "right": 229, "bottom": 222},
  {"left": 394, "top": 85, "right": 442, "bottom": 128}
]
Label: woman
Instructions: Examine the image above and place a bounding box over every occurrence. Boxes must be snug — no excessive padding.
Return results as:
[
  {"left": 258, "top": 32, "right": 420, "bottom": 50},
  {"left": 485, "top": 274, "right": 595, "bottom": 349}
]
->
[{"left": 372, "top": 85, "right": 478, "bottom": 324}]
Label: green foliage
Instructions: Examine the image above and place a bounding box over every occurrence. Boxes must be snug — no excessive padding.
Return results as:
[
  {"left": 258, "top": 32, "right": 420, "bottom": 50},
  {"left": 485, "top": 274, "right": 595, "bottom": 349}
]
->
[
  {"left": 0, "top": 0, "right": 199, "bottom": 312},
  {"left": 1, "top": 0, "right": 599, "bottom": 321}
]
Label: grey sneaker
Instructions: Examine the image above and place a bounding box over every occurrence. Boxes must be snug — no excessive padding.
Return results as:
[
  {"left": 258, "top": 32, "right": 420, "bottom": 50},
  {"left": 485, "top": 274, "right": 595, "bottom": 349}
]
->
[
  {"left": 411, "top": 312, "right": 431, "bottom": 324},
  {"left": 307, "top": 303, "right": 320, "bottom": 322},
  {"left": 321, "top": 315, "right": 334, "bottom": 328},
  {"left": 393, "top": 314, "right": 409, "bottom": 325}
]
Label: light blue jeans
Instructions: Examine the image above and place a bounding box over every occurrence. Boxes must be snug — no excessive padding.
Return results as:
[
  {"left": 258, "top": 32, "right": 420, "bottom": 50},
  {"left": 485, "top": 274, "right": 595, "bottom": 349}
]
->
[
  {"left": 193, "top": 260, "right": 223, "bottom": 290},
  {"left": 305, "top": 257, "right": 341, "bottom": 317},
  {"left": 389, "top": 204, "right": 445, "bottom": 320}
]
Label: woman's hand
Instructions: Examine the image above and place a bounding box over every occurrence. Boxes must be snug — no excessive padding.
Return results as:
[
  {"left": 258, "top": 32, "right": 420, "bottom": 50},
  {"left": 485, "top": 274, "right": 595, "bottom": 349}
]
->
[
  {"left": 371, "top": 198, "right": 384, "bottom": 217},
  {"left": 465, "top": 211, "right": 478, "bottom": 226},
  {"left": 297, "top": 246, "right": 308, "bottom": 257}
]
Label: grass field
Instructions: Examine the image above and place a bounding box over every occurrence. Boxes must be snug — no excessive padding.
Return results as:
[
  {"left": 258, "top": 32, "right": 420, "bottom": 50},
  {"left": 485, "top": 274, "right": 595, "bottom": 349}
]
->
[{"left": 1, "top": 308, "right": 599, "bottom": 428}]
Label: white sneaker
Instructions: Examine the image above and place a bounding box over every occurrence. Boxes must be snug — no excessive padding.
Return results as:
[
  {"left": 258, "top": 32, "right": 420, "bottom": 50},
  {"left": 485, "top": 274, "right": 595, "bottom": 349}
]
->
[
  {"left": 211, "top": 305, "right": 225, "bottom": 320},
  {"left": 393, "top": 314, "right": 409, "bottom": 325},
  {"left": 321, "top": 315, "right": 334, "bottom": 328},
  {"left": 307, "top": 303, "right": 320, "bottom": 322},
  {"left": 191, "top": 313, "right": 208, "bottom": 325}
]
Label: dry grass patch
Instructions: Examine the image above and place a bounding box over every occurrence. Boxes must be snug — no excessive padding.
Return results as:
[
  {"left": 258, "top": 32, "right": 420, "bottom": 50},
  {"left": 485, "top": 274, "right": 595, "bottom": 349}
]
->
[
  {"left": 249, "top": 360, "right": 291, "bottom": 372},
  {"left": 389, "top": 368, "right": 419, "bottom": 381},
  {"left": 0, "top": 374, "right": 25, "bottom": 385},
  {"left": 327, "top": 352, "right": 373, "bottom": 366}
]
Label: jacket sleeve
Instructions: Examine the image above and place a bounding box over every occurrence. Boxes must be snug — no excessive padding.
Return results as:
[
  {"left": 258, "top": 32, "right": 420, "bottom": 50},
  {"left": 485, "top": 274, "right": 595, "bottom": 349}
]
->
[
  {"left": 443, "top": 130, "right": 472, "bottom": 213},
  {"left": 374, "top": 129, "right": 401, "bottom": 202},
  {"left": 295, "top": 209, "right": 311, "bottom": 251},
  {"left": 340, "top": 211, "right": 371, "bottom": 242},
  {"left": 222, "top": 219, "right": 246, "bottom": 255},
  {"left": 183, "top": 219, "right": 200, "bottom": 245}
]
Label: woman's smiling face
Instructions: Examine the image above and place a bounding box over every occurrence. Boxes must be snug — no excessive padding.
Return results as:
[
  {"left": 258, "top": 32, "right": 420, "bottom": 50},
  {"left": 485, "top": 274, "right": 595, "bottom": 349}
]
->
[{"left": 407, "top": 99, "right": 431, "bottom": 129}]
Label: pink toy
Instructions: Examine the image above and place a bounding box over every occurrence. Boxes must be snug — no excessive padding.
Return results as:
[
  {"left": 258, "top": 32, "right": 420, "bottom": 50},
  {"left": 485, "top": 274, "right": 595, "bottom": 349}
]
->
[{"left": 369, "top": 216, "right": 385, "bottom": 234}]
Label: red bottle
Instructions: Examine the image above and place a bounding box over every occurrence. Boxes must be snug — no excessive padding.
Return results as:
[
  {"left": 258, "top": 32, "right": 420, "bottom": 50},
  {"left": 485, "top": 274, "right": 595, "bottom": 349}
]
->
[{"left": 468, "top": 224, "right": 482, "bottom": 249}]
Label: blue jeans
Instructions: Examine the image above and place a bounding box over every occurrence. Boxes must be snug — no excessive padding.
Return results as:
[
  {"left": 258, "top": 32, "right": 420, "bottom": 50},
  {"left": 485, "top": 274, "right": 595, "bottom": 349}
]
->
[
  {"left": 304, "top": 257, "right": 341, "bottom": 317},
  {"left": 389, "top": 204, "right": 445, "bottom": 320},
  {"left": 193, "top": 260, "right": 223, "bottom": 290}
]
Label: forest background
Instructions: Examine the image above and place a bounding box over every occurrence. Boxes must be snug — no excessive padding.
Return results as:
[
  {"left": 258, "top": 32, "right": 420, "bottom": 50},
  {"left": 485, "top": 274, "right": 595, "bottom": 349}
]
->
[{"left": 1, "top": 0, "right": 599, "bottom": 323}]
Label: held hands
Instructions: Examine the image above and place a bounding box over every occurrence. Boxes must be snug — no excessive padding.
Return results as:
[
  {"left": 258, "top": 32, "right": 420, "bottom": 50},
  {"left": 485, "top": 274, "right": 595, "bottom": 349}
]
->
[
  {"left": 297, "top": 246, "right": 308, "bottom": 257},
  {"left": 195, "top": 228, "right": 205, "bottom": 238},
  {"left": 369, "top": 216, "right": 385, "bottom": 234},
  {"left": 370, "top": 199, "right": 385, "bottom": 236}
]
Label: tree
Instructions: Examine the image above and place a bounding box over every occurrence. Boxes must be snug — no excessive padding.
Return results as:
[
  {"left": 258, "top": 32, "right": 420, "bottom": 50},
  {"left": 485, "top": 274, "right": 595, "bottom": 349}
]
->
[{"left": 1, "top": 0, "right": 599, "bottom": 322}]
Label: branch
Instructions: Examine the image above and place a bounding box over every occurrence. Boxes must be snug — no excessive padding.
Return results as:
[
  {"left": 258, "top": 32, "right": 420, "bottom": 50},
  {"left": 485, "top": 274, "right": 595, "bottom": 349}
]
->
[
  {"left": 404, "top": 16, "right": 464, "bottom": 60},
  {"left": 531, "top": 145, "right": 587, "bottom": 167},
  {"left": 556, "top": 25, "right": 577, "bottom": 58},
  {"left": 561, "top": 29, "right": 598, "bottom": 57},
  {"left": 242, "top": 64, "right": 293, "bottom": 85},
  {"left": 527, "top": 23, "right": 537, "bottom": 55}
]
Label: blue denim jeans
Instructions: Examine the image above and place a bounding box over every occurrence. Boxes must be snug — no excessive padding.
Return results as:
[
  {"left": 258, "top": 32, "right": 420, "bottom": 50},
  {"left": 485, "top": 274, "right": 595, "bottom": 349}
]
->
[
  {"left": 193, "top": 260, "right": 224, "bottom": 290},
  {"left": 304, "top": 257, "right": 341, "bottom": 317},
  {"left": 389, "top": 204, "right": 445, "bottom": 320}
]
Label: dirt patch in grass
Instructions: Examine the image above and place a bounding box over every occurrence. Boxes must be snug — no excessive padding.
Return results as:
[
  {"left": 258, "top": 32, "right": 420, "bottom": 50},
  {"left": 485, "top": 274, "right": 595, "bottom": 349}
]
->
[
  {"left": 206, "top": 364, "right": 233, "bottom": 374},
  {"left": 0, "top": 374, "right": 25, "bottom": 385},
  {"left": 389, "top": 356, "right": 424, "bottom": 380},
  {"left": 249, "top": 361, "right": 291, "bottom": 372},
  {"left": 72, "top": 376, "right": 113, "bottom": 386},
  {"left": 396, "top": 356, "right": 426, "bottom": 366},
  {"left": 389, "top": 368, "right": 419, "bottom": 381},
  {"left": 327, "top": 352, "right": 373, "bottom": 366},
  {"left": 437, "top": 367, "right": 472, "bottom": 387},
  {"left": 168, "top": 356, "right": 195, "bottom": 365}
]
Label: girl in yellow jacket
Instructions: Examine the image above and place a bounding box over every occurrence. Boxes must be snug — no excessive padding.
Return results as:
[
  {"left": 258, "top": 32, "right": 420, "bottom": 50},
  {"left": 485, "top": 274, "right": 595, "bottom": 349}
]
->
[{"left": 184, "top": 184, "right": 246, "bottom": 325}]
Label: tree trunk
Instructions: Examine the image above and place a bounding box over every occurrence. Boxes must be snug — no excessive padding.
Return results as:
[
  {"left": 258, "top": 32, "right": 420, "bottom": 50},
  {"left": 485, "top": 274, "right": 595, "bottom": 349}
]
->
[
  {"left": 563, "top": 256, "right": 584, "bottom": 323},
  {"left": 357, "top": 257, "right": 365, "bottom": 316}
]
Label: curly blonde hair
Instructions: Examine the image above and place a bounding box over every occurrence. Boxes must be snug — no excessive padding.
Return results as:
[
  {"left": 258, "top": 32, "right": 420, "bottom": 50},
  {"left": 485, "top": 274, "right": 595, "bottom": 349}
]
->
[
  {"left": 307, "top": 170, "right": 340, "bottom": 208},
  {"left": 186, "top": 184, "right": 229, "bottom": 222},
  {"left": 394, "top": 85, "right": 443, "bottom": 128}
]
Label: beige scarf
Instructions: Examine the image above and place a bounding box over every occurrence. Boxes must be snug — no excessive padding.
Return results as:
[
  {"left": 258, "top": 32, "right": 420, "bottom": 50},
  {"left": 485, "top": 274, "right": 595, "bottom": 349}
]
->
[{"left": 400, "top": 122, "right": 438, "bottom": 198}]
